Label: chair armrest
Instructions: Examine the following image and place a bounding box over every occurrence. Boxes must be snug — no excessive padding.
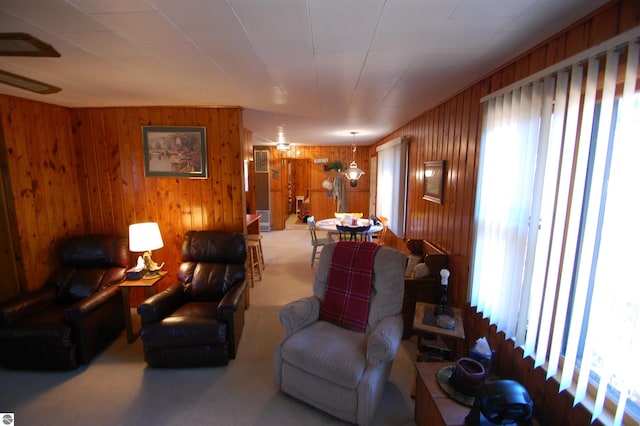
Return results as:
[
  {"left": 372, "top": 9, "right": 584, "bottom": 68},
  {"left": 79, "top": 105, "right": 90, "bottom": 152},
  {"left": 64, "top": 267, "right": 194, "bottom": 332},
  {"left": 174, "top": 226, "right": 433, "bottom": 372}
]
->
[
  {"left": 0, "top": 286, "right": 57, "bottom": 324},
  {"left": 64, "top": 284, "right": 121, "bottom": 322},
  {"left": 218, "top": 280, "right": 247, "bottom": 318},
  {"left": 137, "top": 282, "right": 186, "bottom": 325},
  {"left": 366, "top": 314, "right": 404, "bottom": 366},
  {"left": 278, "top": 296, "right": 320, "bottom": 335}
]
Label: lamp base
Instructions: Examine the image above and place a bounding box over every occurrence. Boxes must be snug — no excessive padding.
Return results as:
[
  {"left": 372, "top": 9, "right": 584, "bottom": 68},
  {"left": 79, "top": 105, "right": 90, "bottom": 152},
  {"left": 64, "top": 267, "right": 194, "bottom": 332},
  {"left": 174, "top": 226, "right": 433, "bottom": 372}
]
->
[
  {"left": 142, "top": 270, "right": 161, "bottom": 280},
  {"left": 434, "top": 305, "right": 454, "bottom": 317}
]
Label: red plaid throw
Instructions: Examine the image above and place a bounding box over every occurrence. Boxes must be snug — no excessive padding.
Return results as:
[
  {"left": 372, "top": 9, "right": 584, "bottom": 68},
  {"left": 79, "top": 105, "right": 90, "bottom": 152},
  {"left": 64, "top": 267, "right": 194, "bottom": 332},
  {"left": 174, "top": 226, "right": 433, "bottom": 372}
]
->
[{"left": 319, "top": 241, "right": 380, "bottom": 331}]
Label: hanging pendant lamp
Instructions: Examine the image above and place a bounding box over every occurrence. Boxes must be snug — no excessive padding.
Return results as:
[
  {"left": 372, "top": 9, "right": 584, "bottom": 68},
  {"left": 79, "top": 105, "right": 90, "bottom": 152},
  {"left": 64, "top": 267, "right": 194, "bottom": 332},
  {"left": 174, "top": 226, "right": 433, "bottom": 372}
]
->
[{"left": 344, "top": 132, "right": 365, "bottom": 187}]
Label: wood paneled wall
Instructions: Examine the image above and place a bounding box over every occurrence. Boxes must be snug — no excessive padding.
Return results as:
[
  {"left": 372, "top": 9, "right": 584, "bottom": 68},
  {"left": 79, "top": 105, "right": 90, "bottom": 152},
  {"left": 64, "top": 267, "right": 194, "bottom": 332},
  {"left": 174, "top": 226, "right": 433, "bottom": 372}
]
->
[
  {"left": 0, "top": 98, "right": 246, "bottom": 294},
  {"left": 0, "top": 95, "right": 84, "bottom": 292},
  {"left": 463, "top": 306, "right": 602, "bottom": 425},
  {"left": 1, "top": 0, "right": 636, "bottom": 304},
  {"left": 70, "top": 106, "right": 246, "bottom": 289},
  {"left": 374, "top": 83, "right": 482, "bottom": 310},
  {"left": 253, "top": 145, "right": 371, "bottom": 230},
  {"left": 374, "top": 0, "right": 639, "bottom": 310}
]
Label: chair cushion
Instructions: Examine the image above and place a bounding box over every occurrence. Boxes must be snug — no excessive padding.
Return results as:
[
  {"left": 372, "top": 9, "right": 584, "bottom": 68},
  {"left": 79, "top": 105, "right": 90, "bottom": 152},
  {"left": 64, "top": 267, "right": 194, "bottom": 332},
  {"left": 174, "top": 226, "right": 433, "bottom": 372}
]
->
[
  {"left": 320, "top": 241, "right": 379, "bottom": 331},
  {"left": 281, "top": 321, "right": 368, "bottom": 389},
  {"left": 60, "top": 235, "right": 129, "bottom": 268},
  {"left": 0, "top": 306, "right": 73, "bottom": 350},
  {"left": 56, "top": 268, "right": 106, "bottom": 304},
  {"left": 190, "top": 263, "right": 227, "bottom": 300},
  {"left": 141, "top": 302, "right": 227, "bottom": 347},
  {"left": 314, "top": 243, "right": 406, "bottom": 332}
]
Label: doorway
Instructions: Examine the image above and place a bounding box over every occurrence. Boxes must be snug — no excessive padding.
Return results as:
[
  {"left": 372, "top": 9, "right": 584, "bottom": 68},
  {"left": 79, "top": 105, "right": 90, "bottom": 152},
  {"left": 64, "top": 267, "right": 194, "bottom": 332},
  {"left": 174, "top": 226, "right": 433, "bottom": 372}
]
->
[{"left": 286, "top": 158, "right": 310, "bottom": 215}]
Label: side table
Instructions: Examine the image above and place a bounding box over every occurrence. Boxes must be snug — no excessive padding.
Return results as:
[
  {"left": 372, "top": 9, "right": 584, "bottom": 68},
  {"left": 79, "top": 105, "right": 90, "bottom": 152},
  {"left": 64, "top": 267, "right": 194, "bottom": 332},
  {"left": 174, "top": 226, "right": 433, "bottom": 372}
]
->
[
  {"left": 413, "top": 302, "right": 465, "bottom": 361},
  {"left": 415, "top": 361, "right": 469, "bottom": 426},
  {"left": 412, "top": 302, "right": 466, "bottom": 398},
  {"left": 415, "top": 361, "right": 540, "bottom": 426},
  {"left": 119, "top": 271, "right": 167, "bottom": 343}
]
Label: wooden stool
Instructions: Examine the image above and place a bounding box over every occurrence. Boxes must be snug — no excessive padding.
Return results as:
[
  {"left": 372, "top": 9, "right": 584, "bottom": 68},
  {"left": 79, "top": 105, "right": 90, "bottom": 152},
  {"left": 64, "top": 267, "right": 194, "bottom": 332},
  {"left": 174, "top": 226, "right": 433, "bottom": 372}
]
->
[
  {"left": 248, "top": 234, "right": 265, "bottom": 272},
  {"left": 247, "top": 239, "right": 262, "bottom": 287}
]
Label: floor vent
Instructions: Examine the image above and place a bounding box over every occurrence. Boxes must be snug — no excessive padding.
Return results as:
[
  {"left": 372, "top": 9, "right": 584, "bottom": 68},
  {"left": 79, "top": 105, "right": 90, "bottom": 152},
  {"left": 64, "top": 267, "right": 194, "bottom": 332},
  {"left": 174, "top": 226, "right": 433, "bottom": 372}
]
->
[{"left": 257, "top": 209, "right": 271, "bottom": 232}]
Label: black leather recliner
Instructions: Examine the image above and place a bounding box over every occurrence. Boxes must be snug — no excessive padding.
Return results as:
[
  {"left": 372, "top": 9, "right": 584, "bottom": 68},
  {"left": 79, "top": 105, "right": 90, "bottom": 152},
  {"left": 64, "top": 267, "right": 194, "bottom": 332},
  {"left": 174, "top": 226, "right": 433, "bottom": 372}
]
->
[
  {"left": 0, "top": 235, "right": 128, "bottom": 370},
  {"left": 136, "top": 230, "right": 247, "bottom": 368}
]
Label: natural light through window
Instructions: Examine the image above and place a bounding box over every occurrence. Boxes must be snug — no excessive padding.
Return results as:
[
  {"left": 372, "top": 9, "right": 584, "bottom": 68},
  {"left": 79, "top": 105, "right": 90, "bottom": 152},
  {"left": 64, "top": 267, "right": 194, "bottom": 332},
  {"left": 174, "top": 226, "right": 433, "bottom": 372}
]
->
[
  {"left": 376, "top": 137, "right": 408, "bottom": 238},
  {"left": 582, "top": 91, "right": 640, "bottom": 421},
  {"left": 471, "top": 37, "right": 639, "bottom": 425}
]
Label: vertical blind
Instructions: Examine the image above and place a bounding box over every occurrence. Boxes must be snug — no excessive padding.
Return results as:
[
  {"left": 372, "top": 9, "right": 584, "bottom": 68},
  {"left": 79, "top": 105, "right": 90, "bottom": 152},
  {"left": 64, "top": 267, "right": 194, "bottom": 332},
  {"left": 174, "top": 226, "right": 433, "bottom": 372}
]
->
[
  {"left": 472, "top": 31, "right": 640, "bottom": 425},
  {"left": 376, "top": 136, "right": 408, "bottom": 238}
]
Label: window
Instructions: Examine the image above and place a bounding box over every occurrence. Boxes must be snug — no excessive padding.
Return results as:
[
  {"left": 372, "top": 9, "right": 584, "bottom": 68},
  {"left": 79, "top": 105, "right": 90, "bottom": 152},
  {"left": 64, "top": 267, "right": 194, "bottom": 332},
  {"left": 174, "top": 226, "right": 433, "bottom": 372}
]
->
[
  {"left": 471, "top": 37, "right": 639, "bottom": 426},
  {"left": 376, "top": 136, "right": 408, "bottom": 238}
]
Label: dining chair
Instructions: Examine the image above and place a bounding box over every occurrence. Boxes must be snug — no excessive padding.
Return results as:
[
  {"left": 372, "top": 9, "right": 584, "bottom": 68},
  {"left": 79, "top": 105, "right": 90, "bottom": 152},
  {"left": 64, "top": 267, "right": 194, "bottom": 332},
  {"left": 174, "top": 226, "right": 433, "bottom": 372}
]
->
[
  {"left": 336, "top": 224, "right": 372, "bottom": 241},
  {"left": 308, "top": 216, "right": 332, "bottom": 267},
  {"left": 372, "top": 216, "right": 388, "bottom": 245}
]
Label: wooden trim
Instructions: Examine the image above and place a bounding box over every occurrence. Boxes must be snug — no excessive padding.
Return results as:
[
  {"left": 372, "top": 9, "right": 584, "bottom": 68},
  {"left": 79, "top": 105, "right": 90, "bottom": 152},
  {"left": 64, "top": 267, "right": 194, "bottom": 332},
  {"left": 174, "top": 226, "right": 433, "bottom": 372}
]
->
[{"left": 462, "top": 305, "right": 607, "bottom": 426}]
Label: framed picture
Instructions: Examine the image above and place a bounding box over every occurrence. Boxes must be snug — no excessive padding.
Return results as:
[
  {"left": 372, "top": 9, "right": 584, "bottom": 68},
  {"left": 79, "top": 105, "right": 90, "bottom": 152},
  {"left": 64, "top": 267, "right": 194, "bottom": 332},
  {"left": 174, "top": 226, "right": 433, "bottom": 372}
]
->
[
  {"left": 142, "top": 126, "right": 208, "bottom": 178},
  {"left": 423, "top": 160, "right": 445, "bottom": 204}
]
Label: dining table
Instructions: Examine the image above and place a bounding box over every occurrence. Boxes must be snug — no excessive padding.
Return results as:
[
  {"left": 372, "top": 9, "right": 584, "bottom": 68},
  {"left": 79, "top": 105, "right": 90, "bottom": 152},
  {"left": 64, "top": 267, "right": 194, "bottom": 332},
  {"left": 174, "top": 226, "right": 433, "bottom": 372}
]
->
[{"left": 315, "top": 217, "right": 383, "bottom": 241}]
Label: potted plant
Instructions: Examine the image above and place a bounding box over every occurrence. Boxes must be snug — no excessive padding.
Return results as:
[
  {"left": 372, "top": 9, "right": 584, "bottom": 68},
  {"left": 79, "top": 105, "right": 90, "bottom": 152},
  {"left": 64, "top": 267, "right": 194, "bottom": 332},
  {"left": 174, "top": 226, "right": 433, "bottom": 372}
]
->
[{"left": 325, "top": 160, "right": 344, "bottom": 172}]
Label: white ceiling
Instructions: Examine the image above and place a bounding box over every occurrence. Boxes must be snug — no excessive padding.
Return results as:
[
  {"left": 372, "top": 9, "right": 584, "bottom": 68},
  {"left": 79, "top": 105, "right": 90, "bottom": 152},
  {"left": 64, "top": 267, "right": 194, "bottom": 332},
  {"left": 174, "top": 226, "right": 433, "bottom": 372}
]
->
[{"left": 0, "top": 0, "right": 610, "bottom": 147}]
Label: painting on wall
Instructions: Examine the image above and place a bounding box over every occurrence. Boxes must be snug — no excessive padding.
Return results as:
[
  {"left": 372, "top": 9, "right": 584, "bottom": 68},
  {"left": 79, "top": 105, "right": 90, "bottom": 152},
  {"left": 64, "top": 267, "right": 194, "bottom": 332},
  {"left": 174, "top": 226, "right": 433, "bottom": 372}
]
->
[
  {"left": 423, "top": 160, "right": 445, "bottom": 204},
  {"left": 142, "top": 126, "right": 208, "bottom": 178}
]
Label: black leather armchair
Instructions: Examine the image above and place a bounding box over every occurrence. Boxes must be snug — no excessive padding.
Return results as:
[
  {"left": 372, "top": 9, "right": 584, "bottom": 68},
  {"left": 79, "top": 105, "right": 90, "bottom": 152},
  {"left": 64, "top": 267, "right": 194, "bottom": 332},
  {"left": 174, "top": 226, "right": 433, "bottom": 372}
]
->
[
  {"left": 0, "top": 235, "right": 128, "bottom": 370},
  {"left": 136, "top": 230, "right": 247, "bottom": 368}
]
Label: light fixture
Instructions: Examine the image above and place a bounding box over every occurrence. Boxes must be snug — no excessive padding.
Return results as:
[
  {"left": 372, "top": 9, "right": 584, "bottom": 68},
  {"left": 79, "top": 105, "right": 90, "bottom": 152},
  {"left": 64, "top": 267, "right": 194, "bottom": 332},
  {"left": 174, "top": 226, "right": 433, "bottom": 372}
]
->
[
  {"left": 276, "top": 142, "right": 290, "bottom": 151},
  {"left": 0, "top": 33, "right": 60, "bottom": 57},
  {"left": 344, "top": 132, "right": 365, "bottom": 187},
  {"left": 129, "top": 222, "right": 165, "bottom": 278},
  {"left": 0, "top": 33, "right": 62, "bottom": 94},
  {"left": 0, "top": 68, "right": 61, "bottom": 94}
]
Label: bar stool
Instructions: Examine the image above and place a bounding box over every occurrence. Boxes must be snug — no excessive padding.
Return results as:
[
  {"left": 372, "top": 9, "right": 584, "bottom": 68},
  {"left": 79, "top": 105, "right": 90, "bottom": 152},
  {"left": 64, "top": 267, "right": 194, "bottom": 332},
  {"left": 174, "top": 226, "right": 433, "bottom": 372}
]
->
[
  {"left": 247, "top": 239, "right": 262, "bottom": 287},
  {"left": 248, "top": 234, "right": 265, "bottom": 272}
]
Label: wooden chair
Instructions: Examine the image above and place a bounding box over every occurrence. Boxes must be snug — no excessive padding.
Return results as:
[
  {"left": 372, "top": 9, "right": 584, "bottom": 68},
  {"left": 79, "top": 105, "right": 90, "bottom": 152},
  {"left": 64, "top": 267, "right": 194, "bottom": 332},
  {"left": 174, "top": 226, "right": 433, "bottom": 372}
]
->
[
  {"left": 372, "top": 216, "right": 388, "bottom": 245},
  {"left": 308, "top": 216, "right": 332, "bottom": 267}
]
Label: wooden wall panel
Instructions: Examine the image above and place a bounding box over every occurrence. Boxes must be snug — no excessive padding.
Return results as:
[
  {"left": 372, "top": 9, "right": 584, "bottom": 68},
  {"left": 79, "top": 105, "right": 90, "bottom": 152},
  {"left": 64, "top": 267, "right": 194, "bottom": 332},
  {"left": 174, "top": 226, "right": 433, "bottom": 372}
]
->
[
  {"left": 250, "top": 145, "right": 371, "bottom": 230},
  {"left": 70, "top": 106, "right": 245, "bottom": 292},
  {"left": 463, "top": 306, "right": 609, "bottom": 426},
  {"left": 1, "top": 0, "right": 635, "bottom": 306},
  {"left": 0, "top": 95, "right": 84, "bottom": 292},
  {"left": 370, "top": 0, "right": 638, "bottom": 309}
]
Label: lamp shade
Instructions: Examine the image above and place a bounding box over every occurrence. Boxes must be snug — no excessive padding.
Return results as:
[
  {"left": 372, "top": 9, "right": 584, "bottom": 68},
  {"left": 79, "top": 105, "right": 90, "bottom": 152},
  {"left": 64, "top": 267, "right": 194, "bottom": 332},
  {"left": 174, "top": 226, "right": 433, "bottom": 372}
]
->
[
  {"left": 345, "top": 161, "right": 365, "bottom": 181},
  {"left": 129, "top": 222, "right": 164, "bottom": 252}
]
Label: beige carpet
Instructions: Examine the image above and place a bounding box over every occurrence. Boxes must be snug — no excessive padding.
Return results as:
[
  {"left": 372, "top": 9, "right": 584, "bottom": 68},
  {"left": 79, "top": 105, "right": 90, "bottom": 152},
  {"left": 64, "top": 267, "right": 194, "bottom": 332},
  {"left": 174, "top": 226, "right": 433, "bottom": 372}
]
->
[
  {"left": 0, "top": 229, "right": 417, "bottom": 425},
  {"left": 285, "top": 213, "right": 308, "bottom": 230}
]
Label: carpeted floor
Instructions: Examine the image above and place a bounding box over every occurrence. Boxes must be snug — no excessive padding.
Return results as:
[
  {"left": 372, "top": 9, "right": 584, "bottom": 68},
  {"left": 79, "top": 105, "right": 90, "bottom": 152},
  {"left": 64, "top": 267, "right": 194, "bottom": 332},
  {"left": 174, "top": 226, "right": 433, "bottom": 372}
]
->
[
  {"left": 0, "top": 228, "right": 417, "bottom": 426},
  {"left": 285, "top": 213, "right": 308, "bottom": 230}
]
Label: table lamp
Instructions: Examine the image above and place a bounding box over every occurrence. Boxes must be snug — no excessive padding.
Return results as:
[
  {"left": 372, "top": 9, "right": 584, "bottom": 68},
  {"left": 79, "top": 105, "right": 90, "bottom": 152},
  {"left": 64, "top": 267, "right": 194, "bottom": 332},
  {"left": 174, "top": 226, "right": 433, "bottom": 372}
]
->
[
  {"left": 129, "top": 222, "right": 165, "bottom": 279},
  {"left": 434, "top": 268, "right": 454, "bottom": 317}
]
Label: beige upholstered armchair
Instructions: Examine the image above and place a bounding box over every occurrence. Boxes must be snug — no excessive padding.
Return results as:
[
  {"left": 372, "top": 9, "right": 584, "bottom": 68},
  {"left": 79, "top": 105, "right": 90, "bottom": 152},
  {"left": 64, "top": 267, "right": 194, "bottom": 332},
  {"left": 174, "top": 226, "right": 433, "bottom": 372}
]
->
[{"left": 274, "top": 241, "right": 406, "bottom": 425}]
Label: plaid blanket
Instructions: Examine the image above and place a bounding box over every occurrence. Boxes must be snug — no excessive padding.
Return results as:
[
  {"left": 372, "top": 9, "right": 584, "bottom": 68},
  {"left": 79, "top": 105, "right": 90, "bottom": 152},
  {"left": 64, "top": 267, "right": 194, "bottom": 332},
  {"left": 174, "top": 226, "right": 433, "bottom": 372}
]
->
[{"left": 319, "top": 241, "right": 380, "bottom": 331}]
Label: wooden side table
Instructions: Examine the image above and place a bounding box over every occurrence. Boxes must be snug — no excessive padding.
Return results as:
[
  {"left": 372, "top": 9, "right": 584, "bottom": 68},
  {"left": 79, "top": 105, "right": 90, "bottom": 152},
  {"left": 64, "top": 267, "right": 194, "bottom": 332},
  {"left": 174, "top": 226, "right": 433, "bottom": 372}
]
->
[
  {"left": 415, "top": 361, "right": 540, "bottom": 426},
  {"left": 415, "top": 362, "right": 469, "bottom": 426},
  {"left": 413, "top": 302, "right": 465, "bottom": 360},
  {"left": 119, "top": 271, "right": 167, "bottom": 343},
  {"left": 411, "top": 302, "right": 466, "bottom": 398}
]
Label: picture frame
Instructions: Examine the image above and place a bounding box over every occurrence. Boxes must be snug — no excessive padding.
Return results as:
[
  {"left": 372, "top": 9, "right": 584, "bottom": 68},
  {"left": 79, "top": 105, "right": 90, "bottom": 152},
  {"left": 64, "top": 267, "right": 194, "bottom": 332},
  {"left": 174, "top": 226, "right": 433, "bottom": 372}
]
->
[
  {"left": 142, "top": 126, "right": 208, "bottom": 178},
  {"left": 423, "top": 160, "right": 445, "bottom": 204}
]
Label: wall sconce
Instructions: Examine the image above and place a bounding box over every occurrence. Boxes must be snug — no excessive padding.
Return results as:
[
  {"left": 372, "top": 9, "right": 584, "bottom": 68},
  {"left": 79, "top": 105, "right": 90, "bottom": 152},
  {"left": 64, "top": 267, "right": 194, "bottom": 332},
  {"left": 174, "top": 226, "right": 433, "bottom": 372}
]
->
[
  {"left": 344, "top": 132, "right": 365, "bottom": 187},
  {"left": 129, "top": 222, "right": 165, "bottom": 278}
]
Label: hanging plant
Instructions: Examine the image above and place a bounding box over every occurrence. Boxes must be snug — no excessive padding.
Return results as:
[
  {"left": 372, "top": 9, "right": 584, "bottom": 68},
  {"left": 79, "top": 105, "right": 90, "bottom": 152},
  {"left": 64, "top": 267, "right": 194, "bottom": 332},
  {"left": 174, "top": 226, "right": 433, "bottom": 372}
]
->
[{"left": 326, "top": 160, "right": 344, "bottom": 172}]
